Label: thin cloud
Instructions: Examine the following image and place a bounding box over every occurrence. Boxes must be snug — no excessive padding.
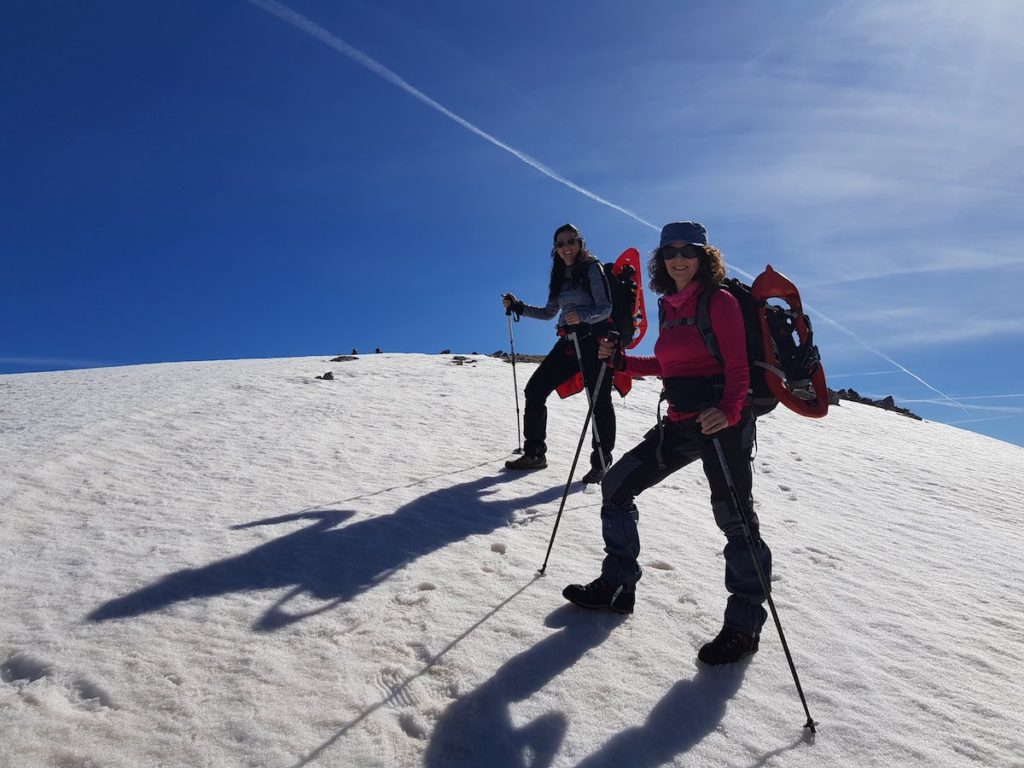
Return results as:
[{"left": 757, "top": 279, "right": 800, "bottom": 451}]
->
[
  {"left": 876, "top": 318, "right": 1024, "bottom": 348},
  {"left": 247, "top": 0, "right": 972, "bottom": 417},
  {"left": 942, "top": 394, "right": 1024, "bottom": 401},
  {"left": 667, "top": 3, "right": 1024, "bottom": 268},
  {"left": 948, "top": 405, "right": 1024, "bottom": 414},
  {"left": 948, "top": 414, "right": 1024, "bottom": 425},
  {"left": 805, "top": 252, "right": 1024, "bottom": 290},
  {"left": 903, "top": 394, "right": 1024, "bottom": 410},
  {"left": 0, "top": 356, "right": 107, "bottom": 369}
]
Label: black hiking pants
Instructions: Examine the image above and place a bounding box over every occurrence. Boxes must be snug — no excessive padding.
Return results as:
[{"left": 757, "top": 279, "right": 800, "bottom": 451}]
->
[
  {"left": 598, "top": 410, "right": 771, "bottom": 634},
  {"left": 523, "top": 333, "right": 615, "bottom": 471}
]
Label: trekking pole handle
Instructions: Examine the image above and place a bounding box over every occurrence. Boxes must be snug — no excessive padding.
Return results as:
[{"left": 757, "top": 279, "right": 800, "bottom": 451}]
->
[
  {"left": 503, "top": 293, "right": 522, "bottom": 319},
  {"left": 598, "top": 330, "right": 622, "bottom": 367}
]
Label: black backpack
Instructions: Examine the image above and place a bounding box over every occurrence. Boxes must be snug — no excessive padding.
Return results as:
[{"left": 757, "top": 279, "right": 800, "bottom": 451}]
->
[
  {"left": 585, "top": 261, "right": 641, "bottom": 346},
  {"left": 660, "top": 278, "right": 824, "bottom": 417}
]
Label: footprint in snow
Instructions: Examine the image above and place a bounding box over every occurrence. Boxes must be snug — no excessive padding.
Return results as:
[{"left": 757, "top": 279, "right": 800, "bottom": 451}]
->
[
  {"left": 646, "top": 560, "right": 675, "bottom": 571},
  {"left": 2, "top": 652, "right": 116, "bottom": 710},
  {"left": 803, "top": 546, "right": 841, "bottom": 569},
  {"left": 399, "top": 711, "right": 429, "bottom": 740},
  {"left": 394, "top": 582, "right": 436, "bottom": 606},
  {"left": 1, "top": 652, "right": 52, "bottom": 685},
  {"left": 72, "top": 678, "right": 117, "bottom": 709},
  {"left": 375, "top": 666, "right": 419, "bottom": 708}
]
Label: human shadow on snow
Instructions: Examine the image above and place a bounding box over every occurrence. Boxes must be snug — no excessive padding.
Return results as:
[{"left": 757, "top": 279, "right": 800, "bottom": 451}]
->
[
  {"left": 424, "top": 606, "right": 626, "bottom": 768},
  {"left": 571, "top": 661, "right": 747, "bottom": 767},
  {"left": 423, "top": 603, "right": 745, "bottom": 768},
  {"left": 88, "top": 471, "right": 565, "bottom": 630}
]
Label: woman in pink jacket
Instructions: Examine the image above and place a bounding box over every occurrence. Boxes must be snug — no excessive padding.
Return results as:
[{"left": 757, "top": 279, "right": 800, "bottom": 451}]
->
[{"left": 562, "top": 221, "right": 772, "bottom": 666}]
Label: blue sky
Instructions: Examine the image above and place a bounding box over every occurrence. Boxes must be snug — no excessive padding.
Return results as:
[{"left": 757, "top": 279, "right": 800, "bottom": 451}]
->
[{"left": 4, "top": 0, "right": 1023, "bottom": 447}]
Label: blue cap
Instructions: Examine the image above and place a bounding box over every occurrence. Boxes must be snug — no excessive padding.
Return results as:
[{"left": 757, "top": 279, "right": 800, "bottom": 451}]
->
[{"left": 659, "top": 221, "right": 708, "bottom": 248}]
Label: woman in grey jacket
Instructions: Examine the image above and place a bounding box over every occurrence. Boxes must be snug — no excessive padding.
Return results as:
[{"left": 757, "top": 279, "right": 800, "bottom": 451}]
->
[{"left": 502, "top": 223, "right": 615, "bottom": 482}]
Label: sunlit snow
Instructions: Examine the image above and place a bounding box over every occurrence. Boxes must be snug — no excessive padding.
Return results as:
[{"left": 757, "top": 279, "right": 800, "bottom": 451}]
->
[{"left": 2, "top": 354, "right": 1021, "bottom": 767}]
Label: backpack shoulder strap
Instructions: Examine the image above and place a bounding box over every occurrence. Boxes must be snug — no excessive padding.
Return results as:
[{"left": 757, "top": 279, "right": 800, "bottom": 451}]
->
[
  {"left": 581, "top": 259, "right": 611, "bottom": 302},
  {"left": 696, "top": 286, "right": 723, "bottom": 363},
  {"left": 597, "top": 261, "right": 612, "bottom": 301}
]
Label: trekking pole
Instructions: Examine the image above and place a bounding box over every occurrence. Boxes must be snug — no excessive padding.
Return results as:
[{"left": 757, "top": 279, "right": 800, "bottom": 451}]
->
[
  {"left": 711, "top": 437, "right": 818, "bottom": 734},
  {"left": 505, "top": 305, "right": 523, "bottom": 454},
  {"left": 537, "top": 330, "right": 618, "bottom": 576},
  {"left": 568, "top": 329, "right": 608, "bottom": 473},
  {"left": 537, "top": 360, "right": 609, "bottom": 576}
]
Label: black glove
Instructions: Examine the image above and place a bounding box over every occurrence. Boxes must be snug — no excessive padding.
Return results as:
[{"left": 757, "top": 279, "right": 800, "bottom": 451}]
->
[
  {"left": 566, "top": 322, "right": 592, "bottom": 338},
  {"left": 613, "top": 348, "right": 628, "bottom": 371},
  {"left": 503, "top": 293, "right": 525, "bottom": 316},
  {"left": 601, "top": 331, "right": 626, "bottom": 369}
]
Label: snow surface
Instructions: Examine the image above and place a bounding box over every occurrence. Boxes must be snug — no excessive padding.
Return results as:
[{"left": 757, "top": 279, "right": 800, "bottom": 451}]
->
[{"left": 1, "top": 353, "right": 1022, "bottom": 768}]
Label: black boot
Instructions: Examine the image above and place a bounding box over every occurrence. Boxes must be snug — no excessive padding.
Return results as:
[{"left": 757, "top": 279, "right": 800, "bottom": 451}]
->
[
  {"left": 562, "top": 577, "right": 634, "bottom": 614},
  {"left": 505, "top": 453, "right": 547, "bottom": 470},
  {"left": 698, "top": 625, "right": 759, "bottom": 665},
  {"left": 580, "top": 465, "right": 606, "bottom": 484}
]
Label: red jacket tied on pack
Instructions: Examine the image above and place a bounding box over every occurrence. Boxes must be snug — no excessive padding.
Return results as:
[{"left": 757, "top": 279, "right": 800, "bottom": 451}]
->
[{"left": 621, "top": 281, "right": 749, "bottom": 426}]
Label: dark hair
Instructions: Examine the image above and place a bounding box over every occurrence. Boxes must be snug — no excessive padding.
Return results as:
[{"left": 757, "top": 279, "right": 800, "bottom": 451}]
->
[
  {"left": 547, "top": 224, "right": 598, "bottom": 301},
  {"left": 648, "top": 244, "right": 726, "bottom": 295}
]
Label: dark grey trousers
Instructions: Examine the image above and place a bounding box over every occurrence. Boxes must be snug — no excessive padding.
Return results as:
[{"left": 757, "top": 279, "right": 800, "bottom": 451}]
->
[
  {"left": 523, "top": 334, "right": 615, "bottom": 471},
  {"left": 598, "top": 410, "right": 771, "bottom": 633}
]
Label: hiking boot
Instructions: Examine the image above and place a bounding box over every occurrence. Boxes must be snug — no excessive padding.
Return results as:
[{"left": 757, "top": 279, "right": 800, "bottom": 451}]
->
[
  {"left": 505, "top": 453, "right": 547, "bottom": 471},
  {"left": 562, "top": 578, "right": 634, "bottom": 614},
  {"left": 697, "top": 625, "right": 759, "bottom": 665},
  {"left": 580, "top": 466, "right": 606, "bottom": 484}
]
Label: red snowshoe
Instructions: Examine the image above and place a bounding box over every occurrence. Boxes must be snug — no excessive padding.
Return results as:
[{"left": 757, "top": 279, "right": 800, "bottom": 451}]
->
[{"left": 751, "top": 265, "right": 829, "bottom": 418}]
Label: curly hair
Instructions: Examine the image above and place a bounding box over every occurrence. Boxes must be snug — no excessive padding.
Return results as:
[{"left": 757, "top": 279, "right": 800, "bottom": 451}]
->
[
  {"left": 547, "top": 224, "right": 599, "bottom": 301},
  {"left": 648, "top": 244, "right": 726, "bottom": 295}
]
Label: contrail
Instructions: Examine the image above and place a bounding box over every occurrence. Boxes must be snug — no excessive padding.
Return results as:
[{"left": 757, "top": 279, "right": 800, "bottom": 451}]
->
[
  {"left": 246, "top": 0, "right": 658, "bottom": 231},
  {"left": 948, "top": 414, "right": 1024, "bottom": 425},
  {"left": 828, "top": 370, "right": 905, "bottom": 379},
  {"left": 246, "top": 0, "right": 968, "bottom": 416},
  {"left": 808, "top": 311, "right": 970, "bottom": 416},
  {"left": 903, "top": 393, "right": 1024, "bottom": 403}
]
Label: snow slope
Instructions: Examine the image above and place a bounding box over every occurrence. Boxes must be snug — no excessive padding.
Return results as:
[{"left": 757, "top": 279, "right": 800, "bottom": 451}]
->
[{"left": 1, "top": 354, "right": 1022, "bottom": 767}]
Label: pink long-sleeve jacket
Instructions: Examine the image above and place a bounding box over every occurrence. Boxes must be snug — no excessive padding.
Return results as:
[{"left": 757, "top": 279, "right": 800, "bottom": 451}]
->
[{"left": 621, "top": 281, "right": 750, "bottom": 426}]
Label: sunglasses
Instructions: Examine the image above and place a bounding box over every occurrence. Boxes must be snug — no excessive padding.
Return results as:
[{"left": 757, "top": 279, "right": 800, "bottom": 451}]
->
[
  {"left": 555, "top": 237, "right": 580, "bottom": 249},
  {"left": 660, "top": 244, "right": 703, "bottom": 261}
]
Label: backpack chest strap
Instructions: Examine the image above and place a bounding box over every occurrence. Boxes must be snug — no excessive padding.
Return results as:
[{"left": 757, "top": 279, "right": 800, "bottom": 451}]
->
[
  {"left": 659, "top": 316, "right": 698, "bottom": 330},
  {"left": 657, "top": 290, "right": 721, "bottom": 361}
]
